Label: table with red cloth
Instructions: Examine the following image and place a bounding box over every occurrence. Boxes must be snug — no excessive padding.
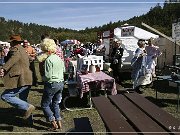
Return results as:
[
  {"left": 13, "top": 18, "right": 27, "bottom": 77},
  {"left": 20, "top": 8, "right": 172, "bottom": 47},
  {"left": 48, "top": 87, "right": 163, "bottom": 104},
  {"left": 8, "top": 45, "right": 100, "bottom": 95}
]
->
[{"left": 77, "top": 71, "right": 117, "bottom": 98}]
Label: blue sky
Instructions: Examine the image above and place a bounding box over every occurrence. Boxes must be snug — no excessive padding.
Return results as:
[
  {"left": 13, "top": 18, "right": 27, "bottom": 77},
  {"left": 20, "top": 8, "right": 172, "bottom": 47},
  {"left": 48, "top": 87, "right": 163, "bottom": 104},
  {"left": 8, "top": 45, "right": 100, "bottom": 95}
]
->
[{"left": 0, "top": 0, "right": 166, "bottom": 30}]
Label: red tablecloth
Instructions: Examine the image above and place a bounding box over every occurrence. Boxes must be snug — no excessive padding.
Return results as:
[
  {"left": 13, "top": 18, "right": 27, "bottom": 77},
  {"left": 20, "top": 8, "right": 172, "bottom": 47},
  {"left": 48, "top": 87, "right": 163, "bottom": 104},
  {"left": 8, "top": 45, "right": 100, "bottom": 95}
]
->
[{"left": 77, "top": 71, "right": 117, "bottom": 98}]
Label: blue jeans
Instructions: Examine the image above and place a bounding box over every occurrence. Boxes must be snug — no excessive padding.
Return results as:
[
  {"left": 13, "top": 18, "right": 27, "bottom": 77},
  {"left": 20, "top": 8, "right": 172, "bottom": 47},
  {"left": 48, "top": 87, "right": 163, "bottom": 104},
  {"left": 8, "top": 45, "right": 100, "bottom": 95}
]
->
[
  {"left": 41, "top": 82, "right": 64, "bottom": 122},
  {"left": 1, "top": 86, "right": 31, "bottom": 110}
]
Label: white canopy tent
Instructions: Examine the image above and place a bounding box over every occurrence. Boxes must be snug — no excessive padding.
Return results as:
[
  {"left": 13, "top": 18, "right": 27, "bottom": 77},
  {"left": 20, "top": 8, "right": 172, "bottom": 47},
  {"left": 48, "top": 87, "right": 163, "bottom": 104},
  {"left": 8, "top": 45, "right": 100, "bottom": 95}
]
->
[
  {"left": 103, "top": 25, "right": 159, "bottom": 72},
  {"left": 113, "top": 26, "right": 159, "bottom": 63},
  {"left": 114, "top": 26, "right": 159, "bottom": 40}
]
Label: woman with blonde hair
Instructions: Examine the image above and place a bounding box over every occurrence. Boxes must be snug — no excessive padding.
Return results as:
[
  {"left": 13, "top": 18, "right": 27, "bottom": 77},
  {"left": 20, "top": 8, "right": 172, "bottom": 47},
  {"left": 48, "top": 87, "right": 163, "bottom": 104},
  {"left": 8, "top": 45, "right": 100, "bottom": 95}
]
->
[{"left": 38, "top": 38, "right": 65, "bottom": 131}]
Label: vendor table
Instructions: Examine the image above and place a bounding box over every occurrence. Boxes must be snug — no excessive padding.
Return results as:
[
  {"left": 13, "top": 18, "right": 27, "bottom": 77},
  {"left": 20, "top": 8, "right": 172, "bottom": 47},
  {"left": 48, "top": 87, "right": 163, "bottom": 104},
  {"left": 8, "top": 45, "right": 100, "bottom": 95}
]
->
[{"left": 77, "top": 71, "right": 117, "bottom": 107}]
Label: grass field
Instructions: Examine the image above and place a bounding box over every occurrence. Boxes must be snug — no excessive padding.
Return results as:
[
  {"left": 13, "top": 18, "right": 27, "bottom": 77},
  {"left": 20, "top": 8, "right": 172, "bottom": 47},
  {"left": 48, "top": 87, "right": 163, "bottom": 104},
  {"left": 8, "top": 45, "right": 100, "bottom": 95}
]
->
[{"left": 0, "top": 64, "right": 180, "bottom": 134}]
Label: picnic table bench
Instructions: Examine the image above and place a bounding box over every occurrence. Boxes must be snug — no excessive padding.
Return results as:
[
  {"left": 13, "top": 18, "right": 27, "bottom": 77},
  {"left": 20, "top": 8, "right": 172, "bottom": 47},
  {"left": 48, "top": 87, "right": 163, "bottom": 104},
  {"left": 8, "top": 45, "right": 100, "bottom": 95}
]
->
[{"left": 92, "top": 92, "right": 180, "bottom": 134}]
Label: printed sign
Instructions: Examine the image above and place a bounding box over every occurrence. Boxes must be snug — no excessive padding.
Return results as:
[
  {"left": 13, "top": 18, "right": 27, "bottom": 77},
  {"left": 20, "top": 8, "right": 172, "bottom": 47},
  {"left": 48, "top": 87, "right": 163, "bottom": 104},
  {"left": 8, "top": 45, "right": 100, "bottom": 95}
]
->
[
  {"left": 103, "top": 31, "right": 110, "bottom": 38},
  {"left": 121, "top": 27, "right": 135, "bottom": 37},
  {"left": 172, "top": 21, "right": 180, "bottom": 40}
]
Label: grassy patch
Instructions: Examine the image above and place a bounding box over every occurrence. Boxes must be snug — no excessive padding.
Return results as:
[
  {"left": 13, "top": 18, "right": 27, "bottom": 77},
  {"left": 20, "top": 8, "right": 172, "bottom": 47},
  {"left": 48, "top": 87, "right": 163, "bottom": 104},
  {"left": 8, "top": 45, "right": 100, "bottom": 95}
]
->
[{"left": 0, "top": 64, "right": 180, "bottom": 133}]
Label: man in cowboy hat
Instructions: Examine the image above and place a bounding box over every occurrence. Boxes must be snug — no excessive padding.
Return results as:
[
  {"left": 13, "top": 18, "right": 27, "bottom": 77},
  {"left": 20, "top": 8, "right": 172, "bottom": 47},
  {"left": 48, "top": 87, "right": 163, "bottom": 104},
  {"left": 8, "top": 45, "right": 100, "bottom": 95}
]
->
[{"left": 0, "top": 35, "right": 35, "bottom": 120}]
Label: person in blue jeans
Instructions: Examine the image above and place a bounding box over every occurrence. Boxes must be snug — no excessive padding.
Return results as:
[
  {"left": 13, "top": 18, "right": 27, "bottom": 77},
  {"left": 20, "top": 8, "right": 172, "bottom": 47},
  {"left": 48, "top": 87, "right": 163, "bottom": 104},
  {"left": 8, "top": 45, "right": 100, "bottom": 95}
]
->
[
  {"left": 0, "top": 35, "right": 35, "bottom": 120},
  {"left": 39, "top": 38, "right": 65, "bottom": 131}
]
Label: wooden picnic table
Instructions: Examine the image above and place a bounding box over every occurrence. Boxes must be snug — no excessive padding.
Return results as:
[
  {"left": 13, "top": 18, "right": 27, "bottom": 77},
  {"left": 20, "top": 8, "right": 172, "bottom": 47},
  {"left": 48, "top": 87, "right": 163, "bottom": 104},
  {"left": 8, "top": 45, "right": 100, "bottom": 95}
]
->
[
  {"left": 92, "top": 92, "right": 180, "bottom": 135},
  {"left": 63, "top": 71, "right": 117, "bottom": 111}
]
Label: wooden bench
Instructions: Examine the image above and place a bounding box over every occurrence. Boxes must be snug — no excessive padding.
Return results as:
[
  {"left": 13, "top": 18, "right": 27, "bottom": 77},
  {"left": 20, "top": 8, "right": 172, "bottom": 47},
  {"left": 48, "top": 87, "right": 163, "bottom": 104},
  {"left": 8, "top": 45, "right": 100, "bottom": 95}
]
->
[
  {"left": 92, "top": 93, "right": 180, "bottom": 134},
  {"left": 92, "top": 96, "right": 137, "bottom": 134}
]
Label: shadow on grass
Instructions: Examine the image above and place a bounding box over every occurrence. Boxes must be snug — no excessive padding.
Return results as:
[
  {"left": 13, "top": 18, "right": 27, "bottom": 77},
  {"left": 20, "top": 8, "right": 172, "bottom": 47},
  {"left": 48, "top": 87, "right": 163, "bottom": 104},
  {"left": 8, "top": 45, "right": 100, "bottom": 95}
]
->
[
  {"left": 41, "top": 118, "right": 94, "bottom": 135},
  {"left": 0, "top": 125, "right": 13, "bottom": 132},
  {"left": 0, "top": 108, "right": 31, "bottom": 127},
  {"left": 0, "top": 108, "right": 48, "bottom": 131},
  {"left": 42, "top": 132, "right": 66, "bottom": 135},
  {"left": 0, "top": 84, "right": 4, "bottom": 87},
  {"left": 32, "top": 119, "right": 51, "bottom": 130},
  {"left": 61, "top": 117, "right": 94, "bottom": 135},
  {"left": 34, "top": 106, "right": 42, "bottom": 111},
  {"left": 145, "top": 96, "right": 178, "bottom": 107},
  {"left": 43, "top": 133, "right": 66, "bottom": 135},
  {"left": 153, "top": 80, "right": 178, "bottom": 94},
  {"left": 73, "top": 117, "right": 94, "bottom": 134},
  {"left": 120, "top": 72, "right": 132, "bottom": 80},
  {"left": 62, "top": 96, "right": 90, "bottom": 110},
  {"left": 122, "top": 81, "right": 133, "bottom": 88},
  {"left": 30, "top": 88, "right": 44, "bottom": 94}
]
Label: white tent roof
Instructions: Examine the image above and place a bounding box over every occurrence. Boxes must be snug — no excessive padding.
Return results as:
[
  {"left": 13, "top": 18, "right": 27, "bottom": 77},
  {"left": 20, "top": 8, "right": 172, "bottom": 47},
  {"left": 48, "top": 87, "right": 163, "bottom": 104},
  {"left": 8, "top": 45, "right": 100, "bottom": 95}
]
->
[{"left": 114, "top": 26, "right": 159, "bottom": 40}]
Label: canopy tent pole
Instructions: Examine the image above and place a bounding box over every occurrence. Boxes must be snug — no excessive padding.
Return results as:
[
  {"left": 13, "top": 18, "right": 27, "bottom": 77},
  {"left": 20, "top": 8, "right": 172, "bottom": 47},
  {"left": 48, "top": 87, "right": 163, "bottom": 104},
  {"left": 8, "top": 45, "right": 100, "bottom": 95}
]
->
[{"left": 141, "top": 22, "right": 180, "bottom": 46}]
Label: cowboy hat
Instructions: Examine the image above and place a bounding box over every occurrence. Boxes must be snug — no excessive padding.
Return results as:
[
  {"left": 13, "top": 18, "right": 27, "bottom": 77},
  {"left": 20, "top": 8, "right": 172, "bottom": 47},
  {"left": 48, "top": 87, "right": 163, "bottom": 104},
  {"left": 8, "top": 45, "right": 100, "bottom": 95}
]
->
[{"left": 8, "top": 35, "right": 23, "bottom": 43}]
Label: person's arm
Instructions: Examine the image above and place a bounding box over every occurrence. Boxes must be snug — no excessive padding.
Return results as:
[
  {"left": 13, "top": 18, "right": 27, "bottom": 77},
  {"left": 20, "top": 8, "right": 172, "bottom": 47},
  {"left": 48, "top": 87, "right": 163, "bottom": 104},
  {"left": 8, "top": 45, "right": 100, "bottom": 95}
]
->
[
  {"left": 44, "top": 58, "right": 52, "bottom": 81},
  {"left": 156, "top": 47, "right": 162, "bottom": 57},
  {"left": 31, "top": 47, "right": 36, "bottom": 57},
  {"left": 120, "top": 47, "right": 124, "bottom": 57},
  {"left": 2, "top": 47, "right": 20, "bottom": 72},
  {"left": 62, "top": 59, "right": 65, "bottom": 73},
  {"left": 39, "top": 61, "right": 45, "bottom": 77}
]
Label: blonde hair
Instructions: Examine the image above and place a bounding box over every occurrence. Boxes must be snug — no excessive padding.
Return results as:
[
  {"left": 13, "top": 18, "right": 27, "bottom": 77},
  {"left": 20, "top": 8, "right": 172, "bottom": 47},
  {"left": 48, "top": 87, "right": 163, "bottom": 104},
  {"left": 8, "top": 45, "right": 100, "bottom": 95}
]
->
[{"left": 40, "top": 38, "right": 57, "bottom": 53}]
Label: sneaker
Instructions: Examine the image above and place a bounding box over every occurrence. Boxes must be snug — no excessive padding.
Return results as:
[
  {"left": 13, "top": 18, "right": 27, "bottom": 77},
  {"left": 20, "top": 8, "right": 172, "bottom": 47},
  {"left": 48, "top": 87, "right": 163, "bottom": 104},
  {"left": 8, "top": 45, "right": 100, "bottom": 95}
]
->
[{"left": 23, "top": 105, "right": 35, "bottom": 119}]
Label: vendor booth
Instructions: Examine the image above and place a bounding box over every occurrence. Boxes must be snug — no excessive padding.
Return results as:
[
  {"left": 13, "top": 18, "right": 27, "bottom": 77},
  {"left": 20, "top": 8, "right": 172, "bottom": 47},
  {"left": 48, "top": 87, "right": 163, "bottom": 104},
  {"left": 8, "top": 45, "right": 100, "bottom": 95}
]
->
[{"left": 101, "top": 25, "right": 159, "bottom": 72}]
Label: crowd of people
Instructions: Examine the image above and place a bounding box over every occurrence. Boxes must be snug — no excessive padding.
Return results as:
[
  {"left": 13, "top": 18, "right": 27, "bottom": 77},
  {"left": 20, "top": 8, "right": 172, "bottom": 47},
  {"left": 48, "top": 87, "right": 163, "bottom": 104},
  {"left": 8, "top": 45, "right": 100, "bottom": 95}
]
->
[{"left": 0, "top": 34, "right": 161, "bottom": 131}]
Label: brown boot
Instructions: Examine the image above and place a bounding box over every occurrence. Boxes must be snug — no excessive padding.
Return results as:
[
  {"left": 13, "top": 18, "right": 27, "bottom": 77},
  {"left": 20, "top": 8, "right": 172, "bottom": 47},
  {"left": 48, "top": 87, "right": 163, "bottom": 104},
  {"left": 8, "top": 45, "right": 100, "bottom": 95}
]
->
[
  {"left": 48, "top": 120, "right": 58, "bottom": 131},
  {"left": 23, "top": 105, "right": 35, "bottom": 119},
  {"left": 56, "top": 120, "right": 62, "bottom": 129}
]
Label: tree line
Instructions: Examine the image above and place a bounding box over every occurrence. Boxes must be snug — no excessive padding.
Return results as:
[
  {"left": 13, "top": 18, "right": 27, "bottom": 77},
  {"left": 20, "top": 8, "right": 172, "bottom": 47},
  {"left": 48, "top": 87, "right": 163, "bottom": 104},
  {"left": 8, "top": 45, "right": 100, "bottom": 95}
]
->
[{"left": 0, "top": 3, "right": 179, "bottom": 44}]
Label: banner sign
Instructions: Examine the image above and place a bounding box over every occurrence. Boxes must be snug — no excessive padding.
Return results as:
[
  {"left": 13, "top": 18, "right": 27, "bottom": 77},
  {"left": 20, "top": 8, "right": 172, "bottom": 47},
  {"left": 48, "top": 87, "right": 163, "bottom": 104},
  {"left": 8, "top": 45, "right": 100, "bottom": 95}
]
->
[
  {"left": 103, "top": 31, "right": 110, "bottom": 38},
  {"left": 172, "top": 21, "right": 180, "bottom": 40},
  {"left": 121, "top": 27, "right": 135, "bottom": 37}
]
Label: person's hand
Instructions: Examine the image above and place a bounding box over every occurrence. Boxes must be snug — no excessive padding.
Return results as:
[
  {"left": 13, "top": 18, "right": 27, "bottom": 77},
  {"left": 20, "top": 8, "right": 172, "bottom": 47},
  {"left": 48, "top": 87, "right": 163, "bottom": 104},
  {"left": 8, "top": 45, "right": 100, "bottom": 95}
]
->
[{"left": 140, "top": 53, "right": 146, "bottom": 57}]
